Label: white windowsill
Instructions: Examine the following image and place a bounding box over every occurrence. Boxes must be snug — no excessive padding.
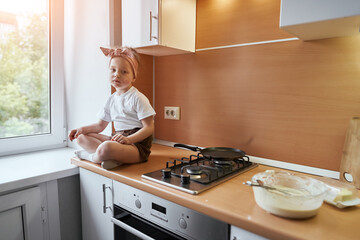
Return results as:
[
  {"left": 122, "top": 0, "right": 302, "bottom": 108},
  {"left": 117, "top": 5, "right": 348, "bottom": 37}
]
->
[{"left": 0, "top": 147, "right": 79, "bottom": 193}]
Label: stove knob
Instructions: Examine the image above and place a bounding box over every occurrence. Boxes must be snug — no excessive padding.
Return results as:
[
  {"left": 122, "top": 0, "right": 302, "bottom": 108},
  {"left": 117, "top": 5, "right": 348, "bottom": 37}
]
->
[
  {"left": 178, "top": 218, "right": 187, "bottom": 229},
  {"left": 135, "top": 199, "right": 142, "bottom": 209},
  {"left": 161, "top": 168, "right": 172, "bottom": 178},
  {"left": 181, "top": 174, "right": 190, "bottom": 184}
]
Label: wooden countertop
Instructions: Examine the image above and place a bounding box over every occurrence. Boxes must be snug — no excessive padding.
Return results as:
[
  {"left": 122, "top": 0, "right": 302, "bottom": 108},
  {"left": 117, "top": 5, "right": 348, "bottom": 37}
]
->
[{"left": 71, "top": 144, "right": 359, "bottom": 240}]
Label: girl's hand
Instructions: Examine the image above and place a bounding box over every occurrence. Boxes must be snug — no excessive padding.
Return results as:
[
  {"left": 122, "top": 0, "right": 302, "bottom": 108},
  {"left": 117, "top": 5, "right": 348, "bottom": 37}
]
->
[
  {"left": 69, "top": 128, "right": 84, "bottom": 141},
  {"left": 111, "top": 133, "right": 131, "bottom": 145}
]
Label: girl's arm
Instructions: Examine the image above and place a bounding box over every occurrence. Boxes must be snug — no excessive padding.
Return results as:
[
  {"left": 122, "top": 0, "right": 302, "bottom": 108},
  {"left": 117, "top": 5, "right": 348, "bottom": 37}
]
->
[
  {"left": 69, "top": 120, "right": 109, "bottom": 141},
  {"left": 114, "top": 116, "right": 154, "bottom": 144},
  {"left": 129, "top": 116, "right": 154, "bottom": 143}
]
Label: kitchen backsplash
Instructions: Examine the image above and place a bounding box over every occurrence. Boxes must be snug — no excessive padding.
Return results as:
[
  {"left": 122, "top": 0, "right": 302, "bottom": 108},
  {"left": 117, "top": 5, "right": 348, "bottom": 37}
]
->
[{"left": 147, "top": 0, "right": 360, "bottom": 171}]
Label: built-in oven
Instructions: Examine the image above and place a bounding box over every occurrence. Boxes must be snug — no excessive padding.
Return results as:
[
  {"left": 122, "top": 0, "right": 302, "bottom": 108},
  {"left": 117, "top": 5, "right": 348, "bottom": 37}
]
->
[
  {"left": 112, "top": 181, "right": 229, "bottom": 240},
  {"left": 112, "top": 205, "right": 186, "bottom": 239}
]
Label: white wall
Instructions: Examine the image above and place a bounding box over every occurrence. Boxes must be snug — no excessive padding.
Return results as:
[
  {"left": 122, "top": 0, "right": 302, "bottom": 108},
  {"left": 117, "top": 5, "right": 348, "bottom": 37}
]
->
[{"left": 64, "top": 0, "right": 114, "bottom": 148}]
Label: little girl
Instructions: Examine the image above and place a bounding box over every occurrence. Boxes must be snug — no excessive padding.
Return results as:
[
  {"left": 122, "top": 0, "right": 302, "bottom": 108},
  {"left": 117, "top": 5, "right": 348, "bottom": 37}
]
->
[{"left": 69, "top": 47, "right": 156, "bottom": 169}]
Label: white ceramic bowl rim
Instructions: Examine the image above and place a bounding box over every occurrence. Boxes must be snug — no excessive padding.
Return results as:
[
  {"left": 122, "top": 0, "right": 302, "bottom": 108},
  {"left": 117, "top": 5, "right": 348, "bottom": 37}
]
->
[{"left": 251, "top": 171, "right": 328, "bottom": 199}]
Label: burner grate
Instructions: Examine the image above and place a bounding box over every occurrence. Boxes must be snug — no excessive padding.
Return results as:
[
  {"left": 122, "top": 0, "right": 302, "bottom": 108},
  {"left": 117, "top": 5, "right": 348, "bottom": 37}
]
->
[{"left": 168, "top": 155, "right": 253, "bottom": 185}]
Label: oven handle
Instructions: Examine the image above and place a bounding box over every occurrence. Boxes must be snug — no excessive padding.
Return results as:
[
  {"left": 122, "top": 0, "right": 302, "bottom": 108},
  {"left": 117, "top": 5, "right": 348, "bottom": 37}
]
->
[{"left": 111, "top": 217, "right": 156, "bottom": 240}]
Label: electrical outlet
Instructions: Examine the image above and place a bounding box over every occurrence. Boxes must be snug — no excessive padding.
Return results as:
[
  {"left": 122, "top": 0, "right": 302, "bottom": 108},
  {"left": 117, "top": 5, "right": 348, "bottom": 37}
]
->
[{"left": 164, "top": 106, "right": 180, "bottom": 120}]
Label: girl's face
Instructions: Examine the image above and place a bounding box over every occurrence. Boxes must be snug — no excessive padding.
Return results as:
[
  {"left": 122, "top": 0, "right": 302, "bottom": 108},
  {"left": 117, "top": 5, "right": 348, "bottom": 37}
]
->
[{"left": 109, "top": 57, "right": 136, "bottom": 94}]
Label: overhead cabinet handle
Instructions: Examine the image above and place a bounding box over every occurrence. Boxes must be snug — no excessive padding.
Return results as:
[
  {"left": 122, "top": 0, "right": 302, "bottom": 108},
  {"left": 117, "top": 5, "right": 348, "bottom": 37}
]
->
[
  {"left": 149, "top": 11, "right": 158, "bottom": 41},
  {"left": 150, "top": 11, "right": 152, "bottom": 41}
]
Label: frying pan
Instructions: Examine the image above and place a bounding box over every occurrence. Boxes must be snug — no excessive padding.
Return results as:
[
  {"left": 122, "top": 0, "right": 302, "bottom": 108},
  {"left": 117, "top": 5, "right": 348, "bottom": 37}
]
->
[{"left": 174, "top": 143, "right": 246, "bottom": 160}]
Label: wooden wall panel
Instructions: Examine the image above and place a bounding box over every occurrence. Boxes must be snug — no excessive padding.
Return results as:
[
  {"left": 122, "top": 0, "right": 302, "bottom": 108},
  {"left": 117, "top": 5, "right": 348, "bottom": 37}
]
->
[
  {"left": 196, "top": 0, "right": 293, "bottom": 49},
  {"left": 154, "top": 36, "right": 360, "bottom": 171},
  {"left": 135, "top": 54, "right": 153, "bottom": 104}
]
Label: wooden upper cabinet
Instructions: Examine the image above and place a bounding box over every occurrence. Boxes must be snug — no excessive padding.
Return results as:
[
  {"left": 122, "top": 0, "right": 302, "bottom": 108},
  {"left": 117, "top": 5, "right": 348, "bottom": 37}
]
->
[
  {"left": 280, "top": 0, "right": 360, "bottom": 40},
  {"left": 196, "top": 0, "right": 293, "bottom": 49},
  {"left": 122, "top": 0, "right": 196, "bottom": 56}
]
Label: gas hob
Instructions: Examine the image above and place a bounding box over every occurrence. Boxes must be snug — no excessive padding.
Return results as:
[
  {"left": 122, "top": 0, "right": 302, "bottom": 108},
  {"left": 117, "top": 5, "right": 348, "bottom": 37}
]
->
[{"left": 142, "top": 153, "right": 258, "bottom": 194}]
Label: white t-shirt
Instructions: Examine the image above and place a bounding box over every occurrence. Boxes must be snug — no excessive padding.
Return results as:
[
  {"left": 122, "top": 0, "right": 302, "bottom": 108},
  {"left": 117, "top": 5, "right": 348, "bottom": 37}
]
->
[{"left": 97, "top": 87, "right": 156, "bottom": 131}]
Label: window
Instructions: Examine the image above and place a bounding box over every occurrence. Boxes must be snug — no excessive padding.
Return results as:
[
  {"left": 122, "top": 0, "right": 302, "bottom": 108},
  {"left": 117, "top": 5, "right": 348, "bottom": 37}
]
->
[{"left": 0, "top": 0, "right": 65, "bottom": 156}]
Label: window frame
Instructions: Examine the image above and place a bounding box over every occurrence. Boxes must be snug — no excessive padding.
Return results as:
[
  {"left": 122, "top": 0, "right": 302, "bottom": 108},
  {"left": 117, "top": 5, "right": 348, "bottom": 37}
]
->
[{"left": 0, "top": 0, "right": 66, "bottom": 157}]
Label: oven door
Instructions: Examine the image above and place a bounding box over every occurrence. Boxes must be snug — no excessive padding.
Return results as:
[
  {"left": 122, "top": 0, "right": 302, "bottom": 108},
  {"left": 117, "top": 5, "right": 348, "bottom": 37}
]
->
[{"left": 112, "top": 205, "right": 186, "bottom": 240}]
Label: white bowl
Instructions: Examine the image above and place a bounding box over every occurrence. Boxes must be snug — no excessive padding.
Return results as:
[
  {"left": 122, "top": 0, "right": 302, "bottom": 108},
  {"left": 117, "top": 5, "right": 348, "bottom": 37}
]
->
[{"left": 251, "top": 170, "right": 328, "bottom": 219}]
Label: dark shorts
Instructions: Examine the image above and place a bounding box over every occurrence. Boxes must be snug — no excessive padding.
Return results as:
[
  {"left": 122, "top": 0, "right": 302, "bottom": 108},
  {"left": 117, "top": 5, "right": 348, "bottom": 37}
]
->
[{"left": 112, "top": 128, "right": 152, "bottom": 162}]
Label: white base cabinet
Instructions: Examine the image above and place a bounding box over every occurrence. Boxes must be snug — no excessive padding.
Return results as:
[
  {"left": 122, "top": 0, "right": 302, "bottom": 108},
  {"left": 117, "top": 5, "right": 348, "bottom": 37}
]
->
[
  {"left": 80, "top": 168, "right": 113, "bottom": 240},
  {"left": 0, "top": 178, "right": 79, "bottom": 240},
  {"left": 0, "top": 187, "right": 43, "bottom": 240},
  {"left": 230, "top": 225, "right": 268, "bottom": 240},
  {"left": 122, "top": 0, "right": 196, "bottom": 56}
]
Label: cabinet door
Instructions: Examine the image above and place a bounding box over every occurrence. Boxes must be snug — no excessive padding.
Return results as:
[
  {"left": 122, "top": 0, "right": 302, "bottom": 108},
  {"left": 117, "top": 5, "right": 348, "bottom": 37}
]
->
[
  {"left": 230, "top": 225, "right": 268, "bottom": 240},
  {"left": 0, "top": 207, "right": 24, "bottom": 240},
  {"left": 80, "top": 168, "right": 113, "bottom": 240},
  {"left": 0, "top": 187, "right": 43, "bottom": 240},
  {"left": 122, "top": 0, "right": 159, "bottom": 48},
  {"left": 280, "top": 0, "right": 360, "bottom": 40}
]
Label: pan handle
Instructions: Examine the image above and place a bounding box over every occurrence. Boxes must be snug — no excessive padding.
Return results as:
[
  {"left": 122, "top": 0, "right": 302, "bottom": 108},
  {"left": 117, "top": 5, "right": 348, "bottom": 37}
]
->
[{"left": 174, "top": 143, "right": 200, "bottom": 152}]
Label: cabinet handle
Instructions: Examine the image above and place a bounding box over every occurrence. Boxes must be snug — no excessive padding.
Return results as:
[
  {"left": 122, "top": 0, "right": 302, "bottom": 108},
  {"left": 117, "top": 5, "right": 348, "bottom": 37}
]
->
[
  {"left": 149, "top": 11, "right": 158, "bottom": 41},
  {"left": 102, "top": 184, "right": 112, "bottom": 213},
  {"left": 150, "top": 11, "right": 152, "bottom": 41}
]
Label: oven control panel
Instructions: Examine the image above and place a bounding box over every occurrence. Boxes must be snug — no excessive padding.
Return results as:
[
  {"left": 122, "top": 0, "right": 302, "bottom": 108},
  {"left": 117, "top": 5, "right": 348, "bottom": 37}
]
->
[{"left": 113, "top": 181, "right": 228, "bottom": 240}]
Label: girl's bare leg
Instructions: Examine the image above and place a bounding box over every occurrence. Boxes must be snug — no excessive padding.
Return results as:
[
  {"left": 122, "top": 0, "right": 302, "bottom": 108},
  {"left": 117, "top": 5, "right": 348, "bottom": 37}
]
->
[
  {"left": 76, "top": 133, "right": 111, "bottom": 153},
  {"left": 92, "top": 141, "right": 141, "bottom": 164}
]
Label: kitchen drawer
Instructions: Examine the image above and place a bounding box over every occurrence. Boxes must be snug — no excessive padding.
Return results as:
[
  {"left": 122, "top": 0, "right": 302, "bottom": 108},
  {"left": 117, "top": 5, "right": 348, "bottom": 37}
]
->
[{"left": 230, "top": 225, "right": 268, "bottom": 240}]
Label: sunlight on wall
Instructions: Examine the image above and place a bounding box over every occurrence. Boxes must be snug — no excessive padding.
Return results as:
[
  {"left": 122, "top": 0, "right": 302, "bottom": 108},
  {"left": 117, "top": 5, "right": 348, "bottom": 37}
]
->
[{"left": 208, "top": 0, "right": 239, "bottom": 9}]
